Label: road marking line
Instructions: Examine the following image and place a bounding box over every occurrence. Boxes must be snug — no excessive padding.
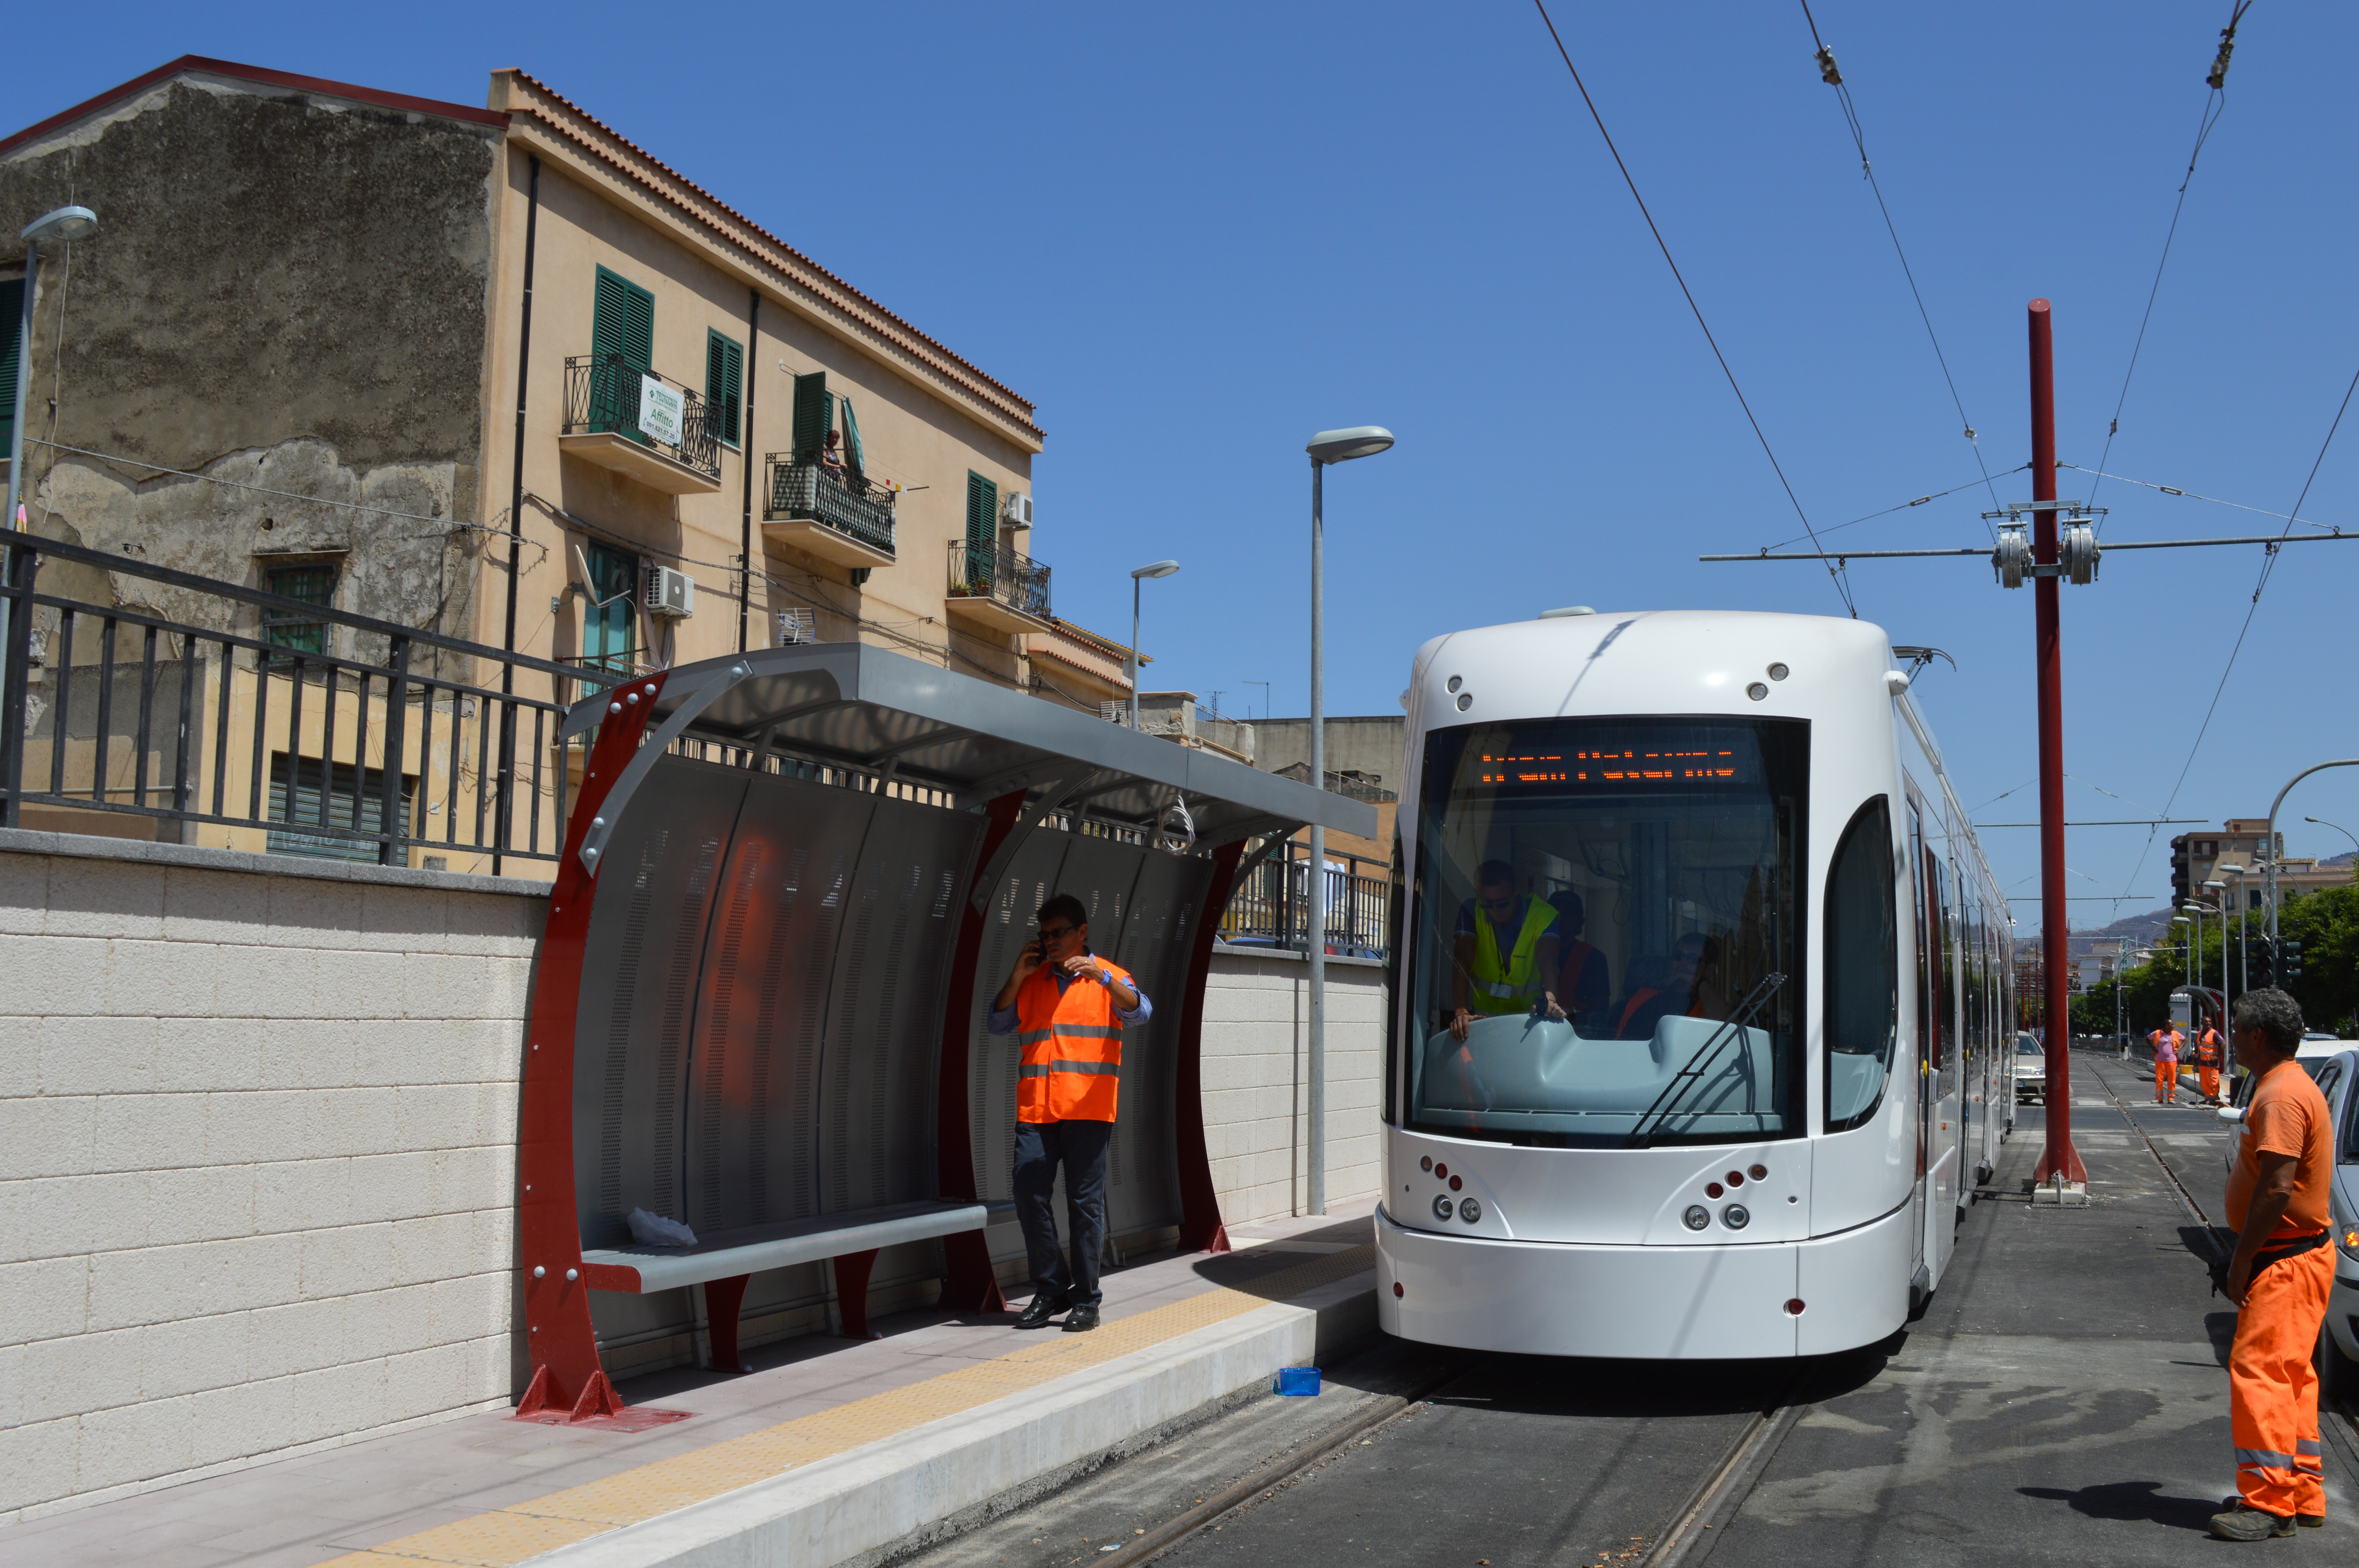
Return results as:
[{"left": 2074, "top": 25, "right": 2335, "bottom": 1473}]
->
[{"left": 316, "top": 1246, "right": 1375, "bottom": 1568}]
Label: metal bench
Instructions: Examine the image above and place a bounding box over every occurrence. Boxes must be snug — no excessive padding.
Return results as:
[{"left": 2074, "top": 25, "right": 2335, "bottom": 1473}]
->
[{"left": 576, "top": 1200, "right": 993, "bottom": 1368}]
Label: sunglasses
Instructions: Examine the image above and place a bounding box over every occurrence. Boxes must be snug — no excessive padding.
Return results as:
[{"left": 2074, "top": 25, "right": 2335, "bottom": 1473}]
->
[
  {"left": 1479, "top": 895, "right": 1516, "bottom": 911},
  {"left": 1038, "top": 924, "right": 1079, "bottom": 940}
]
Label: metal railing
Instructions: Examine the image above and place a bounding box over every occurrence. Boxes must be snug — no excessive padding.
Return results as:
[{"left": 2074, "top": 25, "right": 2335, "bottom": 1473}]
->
[
  {"left": 1219, "top": 837, "right": 1391, "bottom": 958},
  {"left": 947, "top": 541, "right": 1052, "bottom": 621},
  {"left": 562, "top": 353, "right": 722, "bottom": 482},
  {"left": 0, "top": 532, "right": 621, "bottom": 869},
  {"left": 764, "top": 456, "right": 897, "bottom": 555}
]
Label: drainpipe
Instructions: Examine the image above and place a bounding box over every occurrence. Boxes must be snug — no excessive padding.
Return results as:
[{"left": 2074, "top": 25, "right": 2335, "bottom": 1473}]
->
[
  {"left": 739, "top": 287, "right": 757, "bottom": 653},
  {"left": 496, "top": 151, "right": 542, "bottom": 875}
]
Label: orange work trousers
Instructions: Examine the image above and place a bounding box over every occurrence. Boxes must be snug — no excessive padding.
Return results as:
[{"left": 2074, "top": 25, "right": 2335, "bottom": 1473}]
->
[
  {"left": 2230, "top": 1241, "right": 2333, "bottom": 1519},
  {"left": 2154, "top": 1061, "right": 2176, "bottom": 1101},
  {"left": 2198, "top": 1063, "right": 2220, "bottom": 1100}
]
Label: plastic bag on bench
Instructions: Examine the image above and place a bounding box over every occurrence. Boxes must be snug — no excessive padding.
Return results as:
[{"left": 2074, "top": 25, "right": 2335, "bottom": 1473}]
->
[{"left": 627, "top": 1208, "right": 698, "bottom": 1247}]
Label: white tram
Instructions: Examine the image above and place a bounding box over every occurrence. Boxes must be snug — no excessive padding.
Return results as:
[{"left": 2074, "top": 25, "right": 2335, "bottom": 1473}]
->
[{"left": 1375, "top": 610, "right": 2014, "bottom": 1358}]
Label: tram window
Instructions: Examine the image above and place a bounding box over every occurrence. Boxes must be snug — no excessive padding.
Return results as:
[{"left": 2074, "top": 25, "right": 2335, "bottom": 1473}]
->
[
  {"left": 1825, "top": 796, "right": 1897, "bottom": 1131},
  {"left": 1401, "top": 716, "right": 1805, "bottom": 1147}
]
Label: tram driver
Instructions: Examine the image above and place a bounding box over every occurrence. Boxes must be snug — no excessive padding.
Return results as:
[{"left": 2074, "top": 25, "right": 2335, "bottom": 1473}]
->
[
  {"left": 1447, "top": 860, "right": 1564, "bottom": 1041},
  {"left": 1614, "top": 931, "right": 1715, "bottom": 1039}
]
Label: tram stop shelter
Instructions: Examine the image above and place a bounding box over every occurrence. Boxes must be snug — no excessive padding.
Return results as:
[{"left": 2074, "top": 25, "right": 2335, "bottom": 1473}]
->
[{"left": 513, "top": 642, "right": 1376, "bottom": 1420}]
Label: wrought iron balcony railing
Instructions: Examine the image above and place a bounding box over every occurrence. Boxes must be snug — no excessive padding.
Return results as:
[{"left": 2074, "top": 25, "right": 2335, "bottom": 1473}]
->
[
  {"left": 764, "top": 456, "right": 897, "bottom": 556},
  {"left": 947, "top": 541, "right": 1051, "bottom": 621},
  {"left": 562, "top": 353, "right": 722, "bottom": 482}
]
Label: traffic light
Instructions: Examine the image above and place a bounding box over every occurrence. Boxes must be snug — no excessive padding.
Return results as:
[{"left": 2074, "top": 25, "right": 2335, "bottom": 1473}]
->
[
  {"left": 2279, "top": 938, "right": 2303, "bottom": 982},
  {"left": 2252, "top": 943, "right": 2274, "bottom": 987}
]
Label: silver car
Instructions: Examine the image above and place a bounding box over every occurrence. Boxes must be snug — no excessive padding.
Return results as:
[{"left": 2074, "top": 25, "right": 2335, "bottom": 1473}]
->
[
  {"left": 2012, "top": 1033, "right": 2045, "bottom": 1105},
  {"left": 2221, "top": 1046, "right": 2359, "bottom": 1388}
]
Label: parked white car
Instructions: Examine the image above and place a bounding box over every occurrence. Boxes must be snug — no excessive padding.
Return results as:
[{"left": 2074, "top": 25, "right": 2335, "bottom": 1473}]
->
[{"left": 2012, "top": 1033, "right": 2045, "bottom": 1104}]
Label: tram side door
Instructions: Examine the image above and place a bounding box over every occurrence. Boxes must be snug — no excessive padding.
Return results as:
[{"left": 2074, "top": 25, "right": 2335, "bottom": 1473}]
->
[
  {"left": 1906, "top": 798, "right": 1931, "bottom": 1294},
  {"left": 1928, "top": 852, "right": 1963, "bottom": 1281}
]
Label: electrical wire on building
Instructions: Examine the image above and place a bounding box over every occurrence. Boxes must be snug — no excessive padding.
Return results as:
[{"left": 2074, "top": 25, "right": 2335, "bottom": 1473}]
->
[
  {"left": 2085, "top": 0, "right": 2253, "bottom": 527},
  {"left": 1796, "top": 2, "right": 2005, "bottom": 540},
  {"left": 1531, "top": 0, "right": 1856, "bottom": 617}
]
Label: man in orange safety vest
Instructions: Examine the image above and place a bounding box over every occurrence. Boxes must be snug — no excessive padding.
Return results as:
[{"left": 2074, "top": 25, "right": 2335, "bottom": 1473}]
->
[
  {"left": 990, "top": 893, "right": 1151, "bottom": 1335},
  {"left": 2194, "top": 1021, "right": 2224, "bottom": 1103}
]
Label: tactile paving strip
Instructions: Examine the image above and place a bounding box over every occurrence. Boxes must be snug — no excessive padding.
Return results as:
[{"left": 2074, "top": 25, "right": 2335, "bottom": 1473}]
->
[{"left": 322, "top": 1245, "right": 1373, "bottom": 1567}]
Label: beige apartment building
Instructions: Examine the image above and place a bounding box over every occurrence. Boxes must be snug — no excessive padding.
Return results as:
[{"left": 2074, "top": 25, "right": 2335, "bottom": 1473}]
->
[
  {"left": 2174, "top": 817, "right": 2353, "bottom": 913},
  {"left": 0, "top": 56, "right": 1129, "bottom": 872}
]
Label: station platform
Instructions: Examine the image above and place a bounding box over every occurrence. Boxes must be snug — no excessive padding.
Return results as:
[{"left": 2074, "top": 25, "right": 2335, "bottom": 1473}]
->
[{"left": 0, "top": 1205, "right": 1379, "bottom": 1568}]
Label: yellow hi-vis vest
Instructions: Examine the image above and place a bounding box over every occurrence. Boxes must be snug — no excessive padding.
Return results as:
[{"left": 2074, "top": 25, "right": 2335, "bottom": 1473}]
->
[{"left": 1468, "top": 897, "right": 1557, "bottom": 1014}]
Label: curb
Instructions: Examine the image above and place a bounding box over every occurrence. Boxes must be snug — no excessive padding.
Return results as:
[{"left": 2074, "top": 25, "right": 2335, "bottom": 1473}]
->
[{"left": 533, "top": 1272, "right": 1376, "bottom": 1568}]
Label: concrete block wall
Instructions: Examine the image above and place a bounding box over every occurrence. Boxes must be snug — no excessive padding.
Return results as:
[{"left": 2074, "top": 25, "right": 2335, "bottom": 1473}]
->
[
  {"left": 1199, "top": 946, "right": 1387, "bottom": 1225},
  {"left": 0, "top": 831, "right": 545, "bottom": 1523}
]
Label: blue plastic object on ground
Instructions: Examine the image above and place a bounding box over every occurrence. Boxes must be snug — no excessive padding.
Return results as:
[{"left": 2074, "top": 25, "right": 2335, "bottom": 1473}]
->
[{"left": 1274, "top": 1366, "right": 1321, "bottom": 1397}]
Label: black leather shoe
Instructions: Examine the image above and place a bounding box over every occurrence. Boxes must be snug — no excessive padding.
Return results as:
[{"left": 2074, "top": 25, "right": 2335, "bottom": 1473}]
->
[
  {"left": 1014, "top": 1292, "right": 1068, "bottom": 1330},
  {"left": 1061, "top": 1302, "right": 1101, "bottom": 1333}
]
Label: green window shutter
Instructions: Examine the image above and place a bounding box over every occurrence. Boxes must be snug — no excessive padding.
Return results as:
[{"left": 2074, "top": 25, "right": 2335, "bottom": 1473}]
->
[
  {"left": 965, "top": 471, "right": 999, "bottom": 549},
  {"left": 792, "top": 372, "right": 833, "bottom": 462},
  {"left": 705, "top": 330, "right": 744, "bottom": 447},
  {"left": 592, "top": 265, "right": 654, "bottom": 370}
]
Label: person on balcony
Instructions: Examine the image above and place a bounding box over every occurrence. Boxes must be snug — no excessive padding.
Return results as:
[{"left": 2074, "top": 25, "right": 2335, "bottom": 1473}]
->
[
  {"left": 989, "top": 894, "right": 1151, "bottom": 1334},
  {"left": 820, "top": 428, "right": 849, "bottom": 485}
]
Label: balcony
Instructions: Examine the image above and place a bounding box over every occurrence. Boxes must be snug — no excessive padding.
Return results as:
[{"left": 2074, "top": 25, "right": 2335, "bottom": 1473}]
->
[
  {"left": 945, "top": 541, "right": 1052, "bottom": 634},
  {"left": 559, "top": 353, "right": 723, "bottom": 494},
  {"left": 762, "top": 456, "right": 897, "bottom": 568}
]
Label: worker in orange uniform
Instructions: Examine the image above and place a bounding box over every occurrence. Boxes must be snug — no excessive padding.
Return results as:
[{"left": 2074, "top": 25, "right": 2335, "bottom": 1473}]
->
[
  {"left": 2209, "top": 987, "right": 2336, "bottom": 1541},
  {"left": 990, "top": 893, "right": 1150, "bottom": 1335},
  {"left": 2194, "top": 1020, "right": 2224, "bottom": 1103},
  {"left": 2147, "top": 1023, "right": 2181, "bottom": 1104}
]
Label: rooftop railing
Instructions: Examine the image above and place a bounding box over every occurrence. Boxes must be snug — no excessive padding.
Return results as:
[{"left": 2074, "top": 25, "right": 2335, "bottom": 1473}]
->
[
  {"left": 0, "top": 531, "right": 620, "bottom": 871},
  {"left": 1218, "top": 838, "right": 1391, "bottom": 958}
]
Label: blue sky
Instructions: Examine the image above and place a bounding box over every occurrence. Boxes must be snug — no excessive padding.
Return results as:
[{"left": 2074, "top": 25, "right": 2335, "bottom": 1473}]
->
[{"left": 14, "top": 2, "right": 2359, "bottom": 932}]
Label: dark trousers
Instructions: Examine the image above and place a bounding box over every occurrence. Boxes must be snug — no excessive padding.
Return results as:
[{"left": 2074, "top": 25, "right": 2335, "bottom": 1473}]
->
[{"left": 1012, "top": 1118, "right": 1112, "bottom": 1307}]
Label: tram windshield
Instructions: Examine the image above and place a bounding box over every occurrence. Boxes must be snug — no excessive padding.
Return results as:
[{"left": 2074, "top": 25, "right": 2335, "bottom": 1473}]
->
[{"left": 1403, "top": 716, "right": 1805, "bottom": 1146}]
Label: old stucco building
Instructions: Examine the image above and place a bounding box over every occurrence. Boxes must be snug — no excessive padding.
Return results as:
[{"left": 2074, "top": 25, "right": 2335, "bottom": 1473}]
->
[{"left": 0, "top": 56, "right": 1134, "bottom": 870}]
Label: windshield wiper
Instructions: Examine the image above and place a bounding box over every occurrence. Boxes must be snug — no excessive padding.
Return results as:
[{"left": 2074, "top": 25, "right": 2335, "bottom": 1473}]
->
[{"left": 1626, "top": 971, "right": 1787, "bottom": 1149}]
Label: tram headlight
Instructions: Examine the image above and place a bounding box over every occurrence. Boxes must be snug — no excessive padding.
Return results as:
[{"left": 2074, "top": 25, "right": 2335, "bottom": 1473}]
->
[
  {"left": 1683, "top": 1205, "right": 1710, "bottom": 1232},
  {"left": 1722, "top": 1203, "right": 1751, "bottom": 1230},
  {"left": 1432, "top": 1193, "right": 1456, "bottom": 1222},
  {"left": 1459, "top": 1197, "right": 1482, "bottom": 1223}
]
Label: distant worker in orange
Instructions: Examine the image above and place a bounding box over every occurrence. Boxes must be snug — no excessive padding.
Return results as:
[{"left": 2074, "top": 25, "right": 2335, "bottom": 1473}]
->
[
  {"left": 2194, "top": 1019, "right": 2224, "bottom": 1103},
  {"left": 2148, "top": 1022, "right": 2181, "bottom": 1104},
  {"left": 2210, "top": 988, "right": 2335, "bottom": 1540}
]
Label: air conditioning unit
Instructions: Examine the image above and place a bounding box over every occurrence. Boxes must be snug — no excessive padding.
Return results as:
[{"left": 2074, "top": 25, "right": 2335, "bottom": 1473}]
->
[
  {"left": 776, "top": 608, "right": 817, "bottom": 646},
  {"left": 1003, "top": 492, "right": 1033, "bottom": 529},
  {"left": 643, "top": 564, "right": 695, "bottom": 619}
]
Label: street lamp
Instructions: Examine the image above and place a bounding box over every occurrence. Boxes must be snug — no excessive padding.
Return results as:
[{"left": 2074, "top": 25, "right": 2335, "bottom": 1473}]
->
[
  {"left": 2305, "top": 814, "right": 2359, "bottom": 862},
  {"left": 1303, "top": 425, "right": 1393, "bottom": 1217},
  {"left": 1126, "top": 560, "right": 1179, "bottom": 732},
  {"left": 5, "top": 207, "right": 98, "bottom": 536}
]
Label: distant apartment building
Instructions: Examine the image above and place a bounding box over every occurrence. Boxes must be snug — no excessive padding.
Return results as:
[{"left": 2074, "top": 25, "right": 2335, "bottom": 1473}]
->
[
  {"left": 2172, "top": 817, "right": 2351, "bottom": 912},
  {"left": 0, "top": 56, "right": 1146, "bottom": 868}
]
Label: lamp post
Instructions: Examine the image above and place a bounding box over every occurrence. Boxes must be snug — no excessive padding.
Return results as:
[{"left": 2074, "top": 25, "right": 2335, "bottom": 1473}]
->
[
  {"left": 2202, "top": 878, "right": 2228, "bottom": 1077},
  {"left": 5, "top": 207, "right": 98, "bottom": 535},
  {"left": 1126, "top": 561, "right": 1179, "bottom": 732},
  {"left": 1302, "top": 425, "right": 1393, "bottom": 1217},
  {"left": 2305, "top": 814, "right": 2359, "bottom": 863}
]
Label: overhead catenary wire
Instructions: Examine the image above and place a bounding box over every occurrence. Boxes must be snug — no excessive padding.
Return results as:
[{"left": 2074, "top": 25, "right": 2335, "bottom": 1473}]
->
[
  {"left": 2085, "top": 0, "right": 2253, "bottom": 527},
  {"left": 1762, "top": 463, "right": 2030, "bottom": 553},
  {"left": 2059, "top": 460, "right": 2340, "bottom": 533},
  {"left": 1796, "top": 2, "right": 2004, "bottom": 539},
  {"left": 1530, "top": 0, "right": 1855, "bottom": 617},
  {"left": 2109, "top": 355, "right": 2359, "bottom": 909}
]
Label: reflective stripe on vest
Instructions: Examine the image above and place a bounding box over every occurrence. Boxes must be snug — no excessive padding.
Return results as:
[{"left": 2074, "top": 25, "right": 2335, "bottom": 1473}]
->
[
  {"left": 1013, "top": 957, "right": 1136, "bottom": 1122},
  {"left": 1468, "top": 898, "right": 1556, "bottom": 1014}
]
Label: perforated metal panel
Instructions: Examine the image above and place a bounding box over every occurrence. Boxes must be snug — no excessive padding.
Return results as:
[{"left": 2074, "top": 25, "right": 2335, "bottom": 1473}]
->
[
  {"left": 812, "top": 794, "right": 980, "bottom": 1214},
  {"left": 1105, "top": 850, "right": 1209, "bottom": 1238},
  {"left": 680, "top": 768, "right": 879, "bottom": 1236},
  {"left": 573, "top": 756, "right": 748, "bottom": 1246},
  {"left": 967, "top": 833, "right": 1067, "bottom": 1208}
]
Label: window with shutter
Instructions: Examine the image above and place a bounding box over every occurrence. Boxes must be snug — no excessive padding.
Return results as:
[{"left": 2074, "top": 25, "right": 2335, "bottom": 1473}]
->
[
  {"left": 705, "top": 329, "right": 744, "bottom": 448},
  {"left": 839, "top": 396, "right": 865, "bottom": 479},
  {"left": 581, "top": 540, "right": 639, "bottom": 673},
  {"left": 792, "top": 372, "right": 833, "bottom": 463},
  {"left": 0, "top": 278, "right": 21, "bottom": 452},
  {"left": 963, "top": 471, "right": 998, "bottom": 591},
  {"left": 268, "top": 752, "right": 414, "bottom": 863},
  {"left": 592, "top": 267, "right": 654, "bottom": 368}
]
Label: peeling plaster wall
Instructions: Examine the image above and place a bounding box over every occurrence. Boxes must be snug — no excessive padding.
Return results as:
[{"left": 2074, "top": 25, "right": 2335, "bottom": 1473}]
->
[{"left": 0, "top": 76, "right": 504, "bottom": 644}]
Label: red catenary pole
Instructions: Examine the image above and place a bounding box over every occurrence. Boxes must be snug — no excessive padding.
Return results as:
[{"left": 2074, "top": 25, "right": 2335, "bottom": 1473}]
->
[{"left": 2028, "top": 299, "right": 2086, "bottom": 1185}]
